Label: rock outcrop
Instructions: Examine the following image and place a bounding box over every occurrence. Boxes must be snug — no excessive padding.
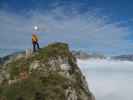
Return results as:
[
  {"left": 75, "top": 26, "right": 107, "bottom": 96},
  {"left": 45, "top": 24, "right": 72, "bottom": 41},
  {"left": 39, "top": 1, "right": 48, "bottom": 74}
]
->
[{"left": 0, "top": 43, "right": 95, "bottom": 100}]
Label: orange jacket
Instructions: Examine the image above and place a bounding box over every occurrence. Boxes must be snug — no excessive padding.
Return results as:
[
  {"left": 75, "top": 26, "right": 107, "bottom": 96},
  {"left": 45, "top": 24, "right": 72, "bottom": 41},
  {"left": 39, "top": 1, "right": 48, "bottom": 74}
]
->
[{"left": 32, "top": 34, "right": 38, "bottom": 43}]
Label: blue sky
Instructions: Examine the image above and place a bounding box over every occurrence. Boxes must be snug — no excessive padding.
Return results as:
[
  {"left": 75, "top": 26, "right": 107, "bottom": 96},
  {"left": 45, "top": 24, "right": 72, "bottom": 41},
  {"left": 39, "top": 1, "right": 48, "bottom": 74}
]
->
[{"left": 0, "top": 0, "right": 133, "bottom": 56}]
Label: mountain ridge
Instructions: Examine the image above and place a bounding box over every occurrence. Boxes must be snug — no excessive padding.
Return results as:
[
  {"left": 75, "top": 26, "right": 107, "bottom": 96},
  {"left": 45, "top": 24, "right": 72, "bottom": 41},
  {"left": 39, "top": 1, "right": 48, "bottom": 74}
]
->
[{"left": 0, "top": 42, "right": 95, "bottom": 100}]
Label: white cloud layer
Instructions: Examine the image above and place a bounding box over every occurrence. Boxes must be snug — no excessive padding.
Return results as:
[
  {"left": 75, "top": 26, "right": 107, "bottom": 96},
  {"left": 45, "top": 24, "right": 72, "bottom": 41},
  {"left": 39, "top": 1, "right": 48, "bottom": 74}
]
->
[
  {"left": 0, "top": 6, "right": 132, "bottom": 55},
  {"left": 78, "top": 59, "right": 133, "bottom": 100}
]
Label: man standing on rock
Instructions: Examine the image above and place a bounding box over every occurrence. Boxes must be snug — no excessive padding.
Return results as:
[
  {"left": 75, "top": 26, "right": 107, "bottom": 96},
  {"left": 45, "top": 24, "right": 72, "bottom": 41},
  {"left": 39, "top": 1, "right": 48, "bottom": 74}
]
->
[{"left": 32, "top": 26, "right": 40, "bottom": 52}]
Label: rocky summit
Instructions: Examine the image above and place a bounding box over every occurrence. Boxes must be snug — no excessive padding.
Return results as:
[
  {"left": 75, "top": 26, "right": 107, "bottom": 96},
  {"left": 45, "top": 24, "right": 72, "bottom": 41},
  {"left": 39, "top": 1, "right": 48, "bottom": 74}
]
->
[{"left": 0, "top": 42, "right": 95, "bottom": 100}]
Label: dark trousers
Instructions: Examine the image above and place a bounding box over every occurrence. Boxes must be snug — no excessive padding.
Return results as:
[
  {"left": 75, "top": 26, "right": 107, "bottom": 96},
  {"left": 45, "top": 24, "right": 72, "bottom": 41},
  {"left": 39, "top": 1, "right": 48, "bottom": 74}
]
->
[{"left": 33, "top": 42, "right": 40, "bottom": 52}]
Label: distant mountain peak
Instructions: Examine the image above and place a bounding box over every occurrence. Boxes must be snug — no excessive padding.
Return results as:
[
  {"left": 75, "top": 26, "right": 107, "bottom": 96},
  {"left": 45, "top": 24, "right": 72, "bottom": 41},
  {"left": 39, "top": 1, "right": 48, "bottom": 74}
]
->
[{"left": 72, "top": 50, "right": 106, "bottom": 60}]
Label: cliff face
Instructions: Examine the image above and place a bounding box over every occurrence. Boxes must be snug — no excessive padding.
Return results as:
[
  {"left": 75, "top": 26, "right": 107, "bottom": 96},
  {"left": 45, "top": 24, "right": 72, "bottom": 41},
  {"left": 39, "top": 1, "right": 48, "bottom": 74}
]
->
[{"left": 0, "top": 43, "right": 95, "bottom": 100}]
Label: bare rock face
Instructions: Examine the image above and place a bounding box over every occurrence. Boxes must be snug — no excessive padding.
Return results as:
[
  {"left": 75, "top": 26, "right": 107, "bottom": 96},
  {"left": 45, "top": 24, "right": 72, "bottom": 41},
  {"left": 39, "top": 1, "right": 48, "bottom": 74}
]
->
[
  {"left": 65, "top": 86, "right": 78, "bottom": 100},
  {"left": 0, "top": 43, "right": 95, "bottom": 100},
  {"left": 60, "top": 64, "right": 71, "bottom": 71},
  {"left": 29, "top": 60, "right": 40, "bottom": 71},
  {"left": 25, "top": 48, "right": 33, "bottom": 58}
]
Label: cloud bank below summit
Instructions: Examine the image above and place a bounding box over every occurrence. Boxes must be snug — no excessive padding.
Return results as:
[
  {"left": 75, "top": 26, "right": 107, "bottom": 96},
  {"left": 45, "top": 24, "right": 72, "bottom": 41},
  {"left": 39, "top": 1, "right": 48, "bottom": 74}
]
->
[
  {"left": 0, "top": 6, "right": 132, "bottom": 55},
  {"left": 78, "top": 59, "right": 133, "bottom": 100}
]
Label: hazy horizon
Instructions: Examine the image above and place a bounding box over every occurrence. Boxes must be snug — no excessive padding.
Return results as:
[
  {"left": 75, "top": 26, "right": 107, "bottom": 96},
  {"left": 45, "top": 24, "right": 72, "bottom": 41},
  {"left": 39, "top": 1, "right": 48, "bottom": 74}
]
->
[
  {"left": 1, "top": 47, "right": 133, "bottom": 58},
  {"left": 0, "top": 0, "right": 133, "bottom": 56}
]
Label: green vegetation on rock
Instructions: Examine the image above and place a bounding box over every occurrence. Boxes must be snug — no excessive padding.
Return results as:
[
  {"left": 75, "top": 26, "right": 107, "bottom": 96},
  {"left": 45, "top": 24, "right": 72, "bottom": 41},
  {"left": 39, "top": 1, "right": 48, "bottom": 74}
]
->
[
  {"left": 0, "top": 42, "right": 94, "bottom": 100},
  {"left": 1, "top": 73, "right": 68, "bottom": 100}
]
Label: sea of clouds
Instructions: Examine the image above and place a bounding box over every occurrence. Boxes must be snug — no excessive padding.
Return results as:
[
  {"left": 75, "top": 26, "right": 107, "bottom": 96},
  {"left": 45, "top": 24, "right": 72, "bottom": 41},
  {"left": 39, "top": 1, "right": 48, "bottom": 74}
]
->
[{"left": 77, "top": 59, "right": 133, "bottom": 100}]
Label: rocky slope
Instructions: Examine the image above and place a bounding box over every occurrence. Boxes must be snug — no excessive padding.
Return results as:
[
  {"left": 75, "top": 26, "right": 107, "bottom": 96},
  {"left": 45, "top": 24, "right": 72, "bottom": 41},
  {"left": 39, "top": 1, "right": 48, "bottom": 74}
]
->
[{"left": 0, "top": 43, "right": 95, "bottom": 100}]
